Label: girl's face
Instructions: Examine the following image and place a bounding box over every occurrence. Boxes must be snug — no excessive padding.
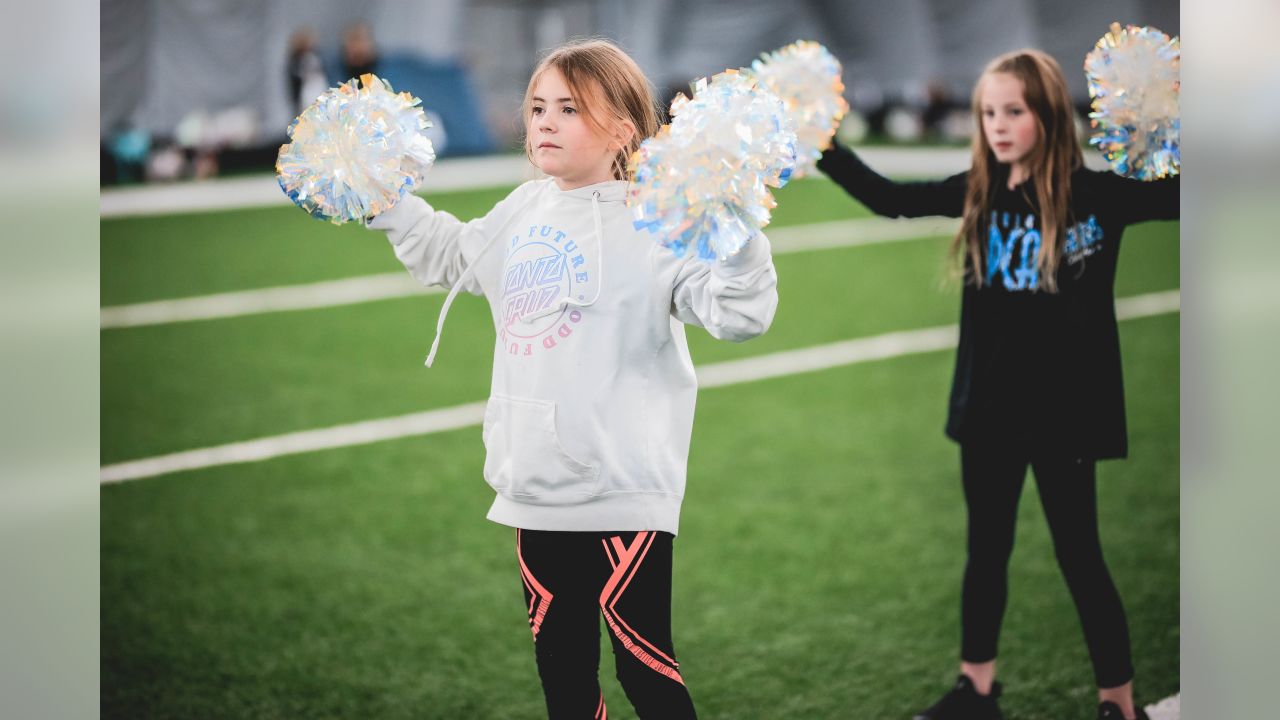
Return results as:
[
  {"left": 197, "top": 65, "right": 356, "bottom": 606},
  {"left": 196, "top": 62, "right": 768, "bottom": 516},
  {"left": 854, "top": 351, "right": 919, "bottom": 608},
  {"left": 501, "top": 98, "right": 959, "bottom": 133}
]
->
[
  {"left": 528, "top": 67, "right": 617, "bottom": 190},
  {"left": 980, "top": 72, "right": 1039, "bottom": 170}
]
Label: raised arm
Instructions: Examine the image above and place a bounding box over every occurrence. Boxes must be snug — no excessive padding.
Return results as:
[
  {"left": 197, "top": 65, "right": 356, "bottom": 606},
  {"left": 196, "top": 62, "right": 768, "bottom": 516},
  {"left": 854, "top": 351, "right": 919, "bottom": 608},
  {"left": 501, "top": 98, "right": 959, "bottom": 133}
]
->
[
  {"left": 670, "top": 233, "right": 779, "bottom": 342},
  {"left": 368, "top": 183, "right": 539, "bottom": 295},
  {"left": 1098, "top": 172, "right": 1180, "bottom": 225},
  {"left": 816, "top": 143, "right": 967, "bottom": 219},
  {"left": 366, "top": 194, "right": 488, "bottom": 294}
]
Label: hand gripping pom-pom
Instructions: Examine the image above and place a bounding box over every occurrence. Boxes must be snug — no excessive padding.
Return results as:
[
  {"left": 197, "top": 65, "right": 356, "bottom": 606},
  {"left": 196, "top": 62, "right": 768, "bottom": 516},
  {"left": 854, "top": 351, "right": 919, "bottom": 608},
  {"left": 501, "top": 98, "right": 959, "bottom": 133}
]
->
[
  {"left": 627, "top": 69, "right": 798, "bottom": 262},
  {"left": 1085, "top": 23, "right": 1180, "bottom": 181},
  {"left": 276, "top": 74, "right": 437, "bottom": 224},
  {"left": 748, "top": 40, "right": 849, "bottom": 177}
]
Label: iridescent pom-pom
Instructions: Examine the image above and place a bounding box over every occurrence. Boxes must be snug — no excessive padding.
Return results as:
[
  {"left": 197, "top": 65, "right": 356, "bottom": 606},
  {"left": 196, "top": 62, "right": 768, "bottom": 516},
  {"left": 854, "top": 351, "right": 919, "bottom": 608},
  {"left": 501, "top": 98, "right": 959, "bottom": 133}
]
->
[
  {"left": 277, "top": 73, "right": 437, "bottom": 224},
  {"left": 628, "top": 69, "right": 797, "bottom": 261},
  {"left": 748, "top": 40, "right": 849, "bottom": 176},
  {"left": 1085, "top": 23, "right": 1180, "bottom": 180}
]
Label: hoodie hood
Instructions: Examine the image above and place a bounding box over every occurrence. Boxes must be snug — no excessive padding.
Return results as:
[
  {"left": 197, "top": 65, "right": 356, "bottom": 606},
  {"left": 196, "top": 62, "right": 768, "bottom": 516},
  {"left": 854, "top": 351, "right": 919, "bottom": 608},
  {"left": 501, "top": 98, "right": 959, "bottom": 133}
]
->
[{"left": 550, "top": 179, "right": 627, "bottom": 203}]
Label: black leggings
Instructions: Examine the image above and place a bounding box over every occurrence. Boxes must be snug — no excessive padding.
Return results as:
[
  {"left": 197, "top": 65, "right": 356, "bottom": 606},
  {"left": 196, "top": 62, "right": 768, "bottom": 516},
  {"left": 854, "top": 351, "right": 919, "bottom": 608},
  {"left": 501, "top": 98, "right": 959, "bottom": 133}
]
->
[
  {"left": 516, "top": 529, "right": 696, "bottom": 719},
  {"left": 959, "top": 445, "right": 1134, "bottom": 688}
]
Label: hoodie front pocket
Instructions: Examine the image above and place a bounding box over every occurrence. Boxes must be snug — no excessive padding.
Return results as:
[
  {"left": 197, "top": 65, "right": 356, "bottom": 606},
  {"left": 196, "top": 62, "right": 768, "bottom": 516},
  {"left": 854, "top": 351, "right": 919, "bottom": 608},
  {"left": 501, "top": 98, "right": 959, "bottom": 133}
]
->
[{"left": 482, "top": 394, "right": 599, "bottom": 504}]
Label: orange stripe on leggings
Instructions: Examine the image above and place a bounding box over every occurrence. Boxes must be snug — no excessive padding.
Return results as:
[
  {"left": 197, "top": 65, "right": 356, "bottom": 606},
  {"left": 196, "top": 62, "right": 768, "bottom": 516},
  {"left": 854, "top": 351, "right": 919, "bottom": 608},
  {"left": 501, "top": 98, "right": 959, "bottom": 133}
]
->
[
  {"left": 516, "top": 529, "right": 553, "bottom": 639},
  {"left": 606, "top": 532, "right": 678, "bottom": 665},
  {"left": 598, "top": 532, "right": 684, "bottom": 684}
]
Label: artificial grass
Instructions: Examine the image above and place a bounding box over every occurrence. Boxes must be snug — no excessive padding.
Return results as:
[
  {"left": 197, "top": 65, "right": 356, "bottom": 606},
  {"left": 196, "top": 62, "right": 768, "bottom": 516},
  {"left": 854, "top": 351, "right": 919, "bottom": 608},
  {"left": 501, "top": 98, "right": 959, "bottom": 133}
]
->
[
  {"left": 100, "top": 220, "right": 1176, "bottom": 465},
  {"left": 102, "top": 176, "right": 1179, "bottom": 718},
  {"left": 99, "top": 177, "right": 874, "bottom": 307},
  {"left": 101, "top": 315, "right": 1177, "bottom": 719}
]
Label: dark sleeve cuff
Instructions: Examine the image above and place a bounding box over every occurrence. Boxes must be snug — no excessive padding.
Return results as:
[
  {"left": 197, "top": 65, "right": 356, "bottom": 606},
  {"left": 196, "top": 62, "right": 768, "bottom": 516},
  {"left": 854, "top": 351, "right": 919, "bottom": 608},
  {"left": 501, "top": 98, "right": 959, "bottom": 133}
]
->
[{"left": 816, "top": 143, "right": 847, "bottom": 174}]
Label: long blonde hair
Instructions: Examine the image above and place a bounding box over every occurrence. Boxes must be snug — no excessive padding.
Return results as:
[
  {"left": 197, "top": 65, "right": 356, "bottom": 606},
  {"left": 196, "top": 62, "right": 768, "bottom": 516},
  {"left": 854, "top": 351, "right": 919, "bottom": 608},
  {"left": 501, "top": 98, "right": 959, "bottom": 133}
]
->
[
  {"left": 521, "top": 39, "right": 662, "bottom": 181},
  {"left": 955, "top": 49, "right": 1082, "bottom": 292}
]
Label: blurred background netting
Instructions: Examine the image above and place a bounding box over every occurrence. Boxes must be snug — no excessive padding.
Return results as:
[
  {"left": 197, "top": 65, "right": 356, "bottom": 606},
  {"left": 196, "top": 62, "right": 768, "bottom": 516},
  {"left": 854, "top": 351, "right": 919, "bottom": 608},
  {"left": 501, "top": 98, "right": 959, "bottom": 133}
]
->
[{"left": 98, "top": 0, "right": 1179, "bottom": 185}]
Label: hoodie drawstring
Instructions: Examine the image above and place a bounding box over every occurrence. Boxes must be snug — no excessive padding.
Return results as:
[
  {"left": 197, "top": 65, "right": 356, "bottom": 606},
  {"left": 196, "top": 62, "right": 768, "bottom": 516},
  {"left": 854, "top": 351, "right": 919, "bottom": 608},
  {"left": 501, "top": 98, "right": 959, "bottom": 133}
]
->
[
  {"left": 424, "top": 190, "right": 606, "bottom": 367},
  {"left": 424, "top": 232, "right": 502, "bottom": 367},
  {"left": 519, "top": 190, "right": 605, "bottom": 324}
]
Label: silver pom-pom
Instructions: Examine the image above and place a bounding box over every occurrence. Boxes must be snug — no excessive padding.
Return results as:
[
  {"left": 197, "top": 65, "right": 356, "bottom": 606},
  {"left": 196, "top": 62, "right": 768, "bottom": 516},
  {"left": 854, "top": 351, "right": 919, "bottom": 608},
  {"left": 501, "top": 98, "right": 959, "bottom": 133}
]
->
[
  {"left": 1085, "top": 23, "right": 1180, "bottom": 180},
  {"left": 748, "top": 40, "right": 849, "bottom": 177},
  {"left": 277, "top": 73, "right": 437, "bottom": 224},
  {"left": 628, "top": 69, "right": 797, "bottom": 261}
]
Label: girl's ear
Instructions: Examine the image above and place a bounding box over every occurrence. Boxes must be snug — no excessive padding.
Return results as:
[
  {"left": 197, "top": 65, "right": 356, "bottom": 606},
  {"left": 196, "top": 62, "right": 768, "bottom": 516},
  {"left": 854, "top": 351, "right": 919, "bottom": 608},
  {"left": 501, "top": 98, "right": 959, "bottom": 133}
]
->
[{"left": 610, "top": 120, "right": 636, "bottom": 151}]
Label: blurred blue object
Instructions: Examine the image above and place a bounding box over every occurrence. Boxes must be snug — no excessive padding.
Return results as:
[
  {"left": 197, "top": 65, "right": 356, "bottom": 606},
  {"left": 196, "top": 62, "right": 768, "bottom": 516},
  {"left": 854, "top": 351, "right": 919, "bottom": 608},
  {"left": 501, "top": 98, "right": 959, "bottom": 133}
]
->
[
  {"left": 328, "top": 52, "right": 494, "bottom": 157},
  {"left": 109, "top": 128, "right": 151, "bottom": 164}
]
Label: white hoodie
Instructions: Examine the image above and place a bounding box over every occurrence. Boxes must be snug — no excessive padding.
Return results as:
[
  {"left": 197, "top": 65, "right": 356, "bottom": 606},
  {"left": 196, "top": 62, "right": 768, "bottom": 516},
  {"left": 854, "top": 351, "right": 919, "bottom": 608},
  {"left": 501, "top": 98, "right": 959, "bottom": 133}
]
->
[{"left": 368, "top": 178, "right": 778, "bottom": 535}]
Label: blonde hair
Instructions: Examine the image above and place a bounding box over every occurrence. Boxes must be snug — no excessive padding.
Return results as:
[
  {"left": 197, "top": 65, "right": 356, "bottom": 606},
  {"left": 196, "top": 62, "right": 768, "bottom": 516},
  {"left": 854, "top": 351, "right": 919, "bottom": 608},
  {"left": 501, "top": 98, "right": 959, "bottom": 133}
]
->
[
  {"left": 521, "top": 39, "right": 662, "bottom": 181},
  {"left": 954, "top": 49, "right": 1082, "bottom": 292}
]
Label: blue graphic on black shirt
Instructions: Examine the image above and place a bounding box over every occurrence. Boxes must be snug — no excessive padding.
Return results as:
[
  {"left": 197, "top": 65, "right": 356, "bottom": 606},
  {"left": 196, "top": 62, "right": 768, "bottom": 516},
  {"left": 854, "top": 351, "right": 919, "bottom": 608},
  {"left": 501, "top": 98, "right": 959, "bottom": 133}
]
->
[
  {"left": 986, "top": 211, "right": 1042, "bottom": 290},
  {"left": 985, "top": 212, "right": 1106, "bottom": 291},
  {"left": 1063, "top": 215, "right": 1103, "bottom": 265}
]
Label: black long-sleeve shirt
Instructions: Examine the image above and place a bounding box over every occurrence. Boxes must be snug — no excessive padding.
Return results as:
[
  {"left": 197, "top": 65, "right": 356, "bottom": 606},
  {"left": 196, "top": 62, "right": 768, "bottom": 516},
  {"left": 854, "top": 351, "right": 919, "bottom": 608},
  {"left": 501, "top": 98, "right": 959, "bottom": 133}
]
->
[{"left": 816, "top": 143, "right": 1179, "bottom": 459}]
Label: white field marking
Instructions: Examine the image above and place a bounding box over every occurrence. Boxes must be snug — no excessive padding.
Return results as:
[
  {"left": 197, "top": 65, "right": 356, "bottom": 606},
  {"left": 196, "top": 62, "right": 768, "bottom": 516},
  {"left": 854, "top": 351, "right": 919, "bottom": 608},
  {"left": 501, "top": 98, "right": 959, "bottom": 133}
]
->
[
  {"left": 1114, "top": 288, "right": 1180, "bottom": 317},
  {"left": 694, "top": 325, "right": 959, "bottom": 388},
  {"left": 100, "top": 148, "right": 1114, "bottom": 219},
  {"left": 771, "top": 216, "right": 958, "bottom": 253},
  {"left": 692, "top": 289, "right": 1177, "bottom": 388},
  {"left": 99, "top": 148, "right": 974, "bottom": 219},
  {"left": 1146, "top": 694, "right": 1179, "bottom": 720},
  {"left": 99, "top": 290, "right": 1178, "bottom": 484},
  {"left": 100, "top": 273, "right": 440, "bottom": 329},
  {"left": 99, "top": 403, "right": 487, "bottom": 484},
  {"left": 100, "top": 154, "right": 546, "bottom": 219},
  {"left": 99, "top": 216, "right": 959, "bottom": 329}
]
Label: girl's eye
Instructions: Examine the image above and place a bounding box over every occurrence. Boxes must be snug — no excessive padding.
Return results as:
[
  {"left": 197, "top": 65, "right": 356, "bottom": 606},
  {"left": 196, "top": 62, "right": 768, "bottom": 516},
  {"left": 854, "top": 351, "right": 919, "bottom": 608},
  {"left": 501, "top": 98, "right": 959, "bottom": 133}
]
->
[
  {"left": 1009, "top": 108, "right": 1023, "bottom": 116},
  {"left": 531, "top": 106, "right": 544, "bottom": 116},
  {"left": 563, "top": 106, "right": 577, "bottom": 115}
]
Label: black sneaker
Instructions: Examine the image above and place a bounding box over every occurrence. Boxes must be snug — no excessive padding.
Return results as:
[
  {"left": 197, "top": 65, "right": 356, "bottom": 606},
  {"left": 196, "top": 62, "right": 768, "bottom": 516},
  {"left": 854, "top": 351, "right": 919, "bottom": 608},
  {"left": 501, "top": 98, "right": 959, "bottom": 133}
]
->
[
  {"left": 1097, "top": 701, "right": 1151, "bottom": 720},
  {"left": 913, "top": 674, "right": 1003, "bottom": 720}
]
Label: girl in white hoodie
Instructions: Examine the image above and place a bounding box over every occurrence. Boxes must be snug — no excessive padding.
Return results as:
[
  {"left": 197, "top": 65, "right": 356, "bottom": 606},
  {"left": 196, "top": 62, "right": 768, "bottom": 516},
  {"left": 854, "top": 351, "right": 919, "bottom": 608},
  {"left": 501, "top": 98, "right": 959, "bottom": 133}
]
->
[{"left": 367, "top": 39, "right": 778, "bottom": 719}]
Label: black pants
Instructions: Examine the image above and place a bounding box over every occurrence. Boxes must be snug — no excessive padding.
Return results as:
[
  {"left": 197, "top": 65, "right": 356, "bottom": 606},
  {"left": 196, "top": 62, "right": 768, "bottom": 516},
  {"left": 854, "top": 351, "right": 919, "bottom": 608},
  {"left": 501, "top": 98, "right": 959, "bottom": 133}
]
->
[
  {"left": 959, "top": 445, "right": 1135, "bottom": 688},
  {"left": 516, "top": 529, "right": 696, "bottom": 719}
]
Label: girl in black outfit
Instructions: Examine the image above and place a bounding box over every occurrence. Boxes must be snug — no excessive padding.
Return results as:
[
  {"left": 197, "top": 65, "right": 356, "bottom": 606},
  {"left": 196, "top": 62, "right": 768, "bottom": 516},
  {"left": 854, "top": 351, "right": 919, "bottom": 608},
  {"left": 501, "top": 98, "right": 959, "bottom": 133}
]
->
[{"left": 816, "top": 49, "right": 1177, "bottom": 720}]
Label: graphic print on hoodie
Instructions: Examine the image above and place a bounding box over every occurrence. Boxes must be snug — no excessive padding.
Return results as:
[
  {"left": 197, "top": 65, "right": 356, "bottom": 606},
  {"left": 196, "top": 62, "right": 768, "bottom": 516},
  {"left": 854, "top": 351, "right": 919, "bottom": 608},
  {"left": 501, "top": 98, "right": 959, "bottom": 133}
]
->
[{"left": 500, "top": 222, "right": 592, "bottom": 357}]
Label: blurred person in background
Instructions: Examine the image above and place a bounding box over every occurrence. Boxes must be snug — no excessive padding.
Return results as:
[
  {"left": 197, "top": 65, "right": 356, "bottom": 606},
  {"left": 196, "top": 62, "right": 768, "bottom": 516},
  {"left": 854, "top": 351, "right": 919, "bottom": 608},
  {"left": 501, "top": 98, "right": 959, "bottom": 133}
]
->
[
  {"left": 340, "top": 22, "right": 380, "bottom": 83},
  {"left": 922, "top": 78, "right": 962, "bottom": 142},
  {"left": 287, "top": 27, "right": 329, "bottom": 116},
  {"left": 104, "top": 123, "right": 149, "bottom": 184}
]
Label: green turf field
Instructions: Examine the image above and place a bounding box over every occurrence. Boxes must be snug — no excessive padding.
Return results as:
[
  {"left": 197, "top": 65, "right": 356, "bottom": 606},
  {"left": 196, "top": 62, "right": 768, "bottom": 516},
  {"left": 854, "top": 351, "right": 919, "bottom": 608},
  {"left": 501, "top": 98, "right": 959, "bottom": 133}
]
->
[{"left": 101, "top": 175, "right": 1179, "bottom": 719}]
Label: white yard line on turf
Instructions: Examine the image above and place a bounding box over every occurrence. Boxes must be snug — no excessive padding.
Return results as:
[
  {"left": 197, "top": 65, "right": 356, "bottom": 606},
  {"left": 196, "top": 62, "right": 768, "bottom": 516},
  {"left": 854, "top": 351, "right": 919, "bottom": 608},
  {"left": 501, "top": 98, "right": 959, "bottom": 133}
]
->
[
  {"left": 100, "top": 148, "right": 980, "bottom": 219},
  {"left": 100, "top": 154, "right": 545, "bottom": 219},
  {"left": 101, "top": 272, "right": 439, "bottom": 328},
  {"left": 1146, "top": 694, "right": 1179, "bottom": 720},
  {"left": 100, "top": 216, "right": 959, "bottom": 329},
  {"left": 99, "top": 290, "right": 1178, "bottom": 484},
  {"left": 100, "top": 149, "right": 1114, "bottom": 219}
]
